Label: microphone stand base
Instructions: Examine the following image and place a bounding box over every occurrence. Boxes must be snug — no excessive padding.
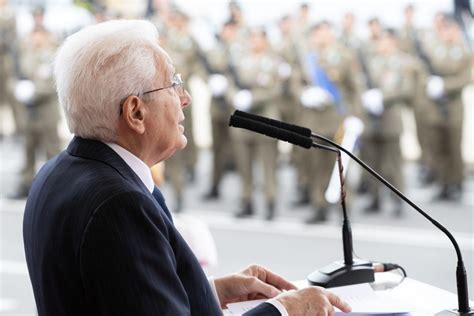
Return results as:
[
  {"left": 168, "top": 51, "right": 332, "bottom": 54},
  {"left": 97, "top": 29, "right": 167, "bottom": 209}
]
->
[
  {"left": 436, "top": 309, "right": 474, "bottom": 315},
  {"left": 307, "top": 259, "right": 375, "bottom": 288}
]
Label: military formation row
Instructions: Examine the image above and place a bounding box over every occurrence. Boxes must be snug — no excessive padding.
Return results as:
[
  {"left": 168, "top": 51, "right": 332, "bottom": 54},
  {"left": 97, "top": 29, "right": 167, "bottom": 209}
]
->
[{"left": 0, "top": 3, "right": 471, "bottom": 223}]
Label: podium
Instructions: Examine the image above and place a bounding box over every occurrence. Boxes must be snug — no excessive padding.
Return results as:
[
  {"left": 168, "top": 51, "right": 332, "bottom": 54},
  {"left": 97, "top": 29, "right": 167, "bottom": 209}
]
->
[{"left": 224, "top": 272, "right": 474, "bottom": 315}]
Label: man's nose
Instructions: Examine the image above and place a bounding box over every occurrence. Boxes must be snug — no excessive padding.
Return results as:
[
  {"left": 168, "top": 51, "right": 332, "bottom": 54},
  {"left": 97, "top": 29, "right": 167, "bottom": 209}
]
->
[{"left": 181, "top": 90, "right": 192, "bottom": 108}]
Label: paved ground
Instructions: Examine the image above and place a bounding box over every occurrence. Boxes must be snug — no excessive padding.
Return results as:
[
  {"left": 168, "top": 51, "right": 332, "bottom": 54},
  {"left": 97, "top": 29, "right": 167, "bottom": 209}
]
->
[{"left": 1, "top": 136, "right": 473, "bottom": 315}]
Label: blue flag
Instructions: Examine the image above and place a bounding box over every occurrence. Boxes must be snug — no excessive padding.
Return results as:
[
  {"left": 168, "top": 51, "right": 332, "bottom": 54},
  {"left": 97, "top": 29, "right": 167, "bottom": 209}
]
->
[{"left": 306, "top": 52, "right": 346, "bottom": 115}]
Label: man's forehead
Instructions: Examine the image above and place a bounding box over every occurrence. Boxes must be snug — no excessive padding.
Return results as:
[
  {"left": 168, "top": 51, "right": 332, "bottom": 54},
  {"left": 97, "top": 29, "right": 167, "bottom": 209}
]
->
[
  {"left": 164, "top": 60, "right": 176, "bottom": 77},
  {"left": 157, "top": 46, "right": 175, "bottom": 75}
]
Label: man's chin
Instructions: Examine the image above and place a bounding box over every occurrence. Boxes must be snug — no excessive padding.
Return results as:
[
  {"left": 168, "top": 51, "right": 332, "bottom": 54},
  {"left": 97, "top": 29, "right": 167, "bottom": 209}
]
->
[{"left": 178, "top": 136, "right": 188, "bottom": 149}]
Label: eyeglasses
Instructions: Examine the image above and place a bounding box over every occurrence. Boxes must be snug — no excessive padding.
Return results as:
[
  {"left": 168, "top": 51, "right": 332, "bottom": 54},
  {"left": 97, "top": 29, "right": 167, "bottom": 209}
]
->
[
  {"left": 142, "top": 73, "right": 185, "bottom": 97},
  {"left": 119, "top": 73, "right": 185, "bottom": 114}
]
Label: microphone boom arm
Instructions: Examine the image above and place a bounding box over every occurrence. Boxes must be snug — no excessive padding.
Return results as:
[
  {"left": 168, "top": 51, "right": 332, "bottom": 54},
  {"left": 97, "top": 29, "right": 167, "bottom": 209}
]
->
[{"left": 310, "top": 133, "right": 471, "bottom": 315}]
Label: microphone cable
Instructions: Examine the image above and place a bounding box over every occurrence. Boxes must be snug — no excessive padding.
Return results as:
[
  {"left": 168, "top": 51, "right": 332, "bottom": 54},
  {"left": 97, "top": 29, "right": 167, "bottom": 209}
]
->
[{"left": 352, "top": 249, "right": 407, "bottom": 287}]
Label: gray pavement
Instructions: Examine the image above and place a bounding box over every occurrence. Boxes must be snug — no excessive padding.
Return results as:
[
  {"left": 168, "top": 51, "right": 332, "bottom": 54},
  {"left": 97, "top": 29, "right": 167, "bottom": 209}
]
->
[{"left": 1, "top": 136, "right": 473, "bottom": 314}]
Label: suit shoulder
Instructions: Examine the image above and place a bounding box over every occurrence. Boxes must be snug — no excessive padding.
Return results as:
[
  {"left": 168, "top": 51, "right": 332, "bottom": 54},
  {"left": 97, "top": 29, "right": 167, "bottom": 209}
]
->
[{"left": 81, "top": 190, "right": 169, "bottom": 250}]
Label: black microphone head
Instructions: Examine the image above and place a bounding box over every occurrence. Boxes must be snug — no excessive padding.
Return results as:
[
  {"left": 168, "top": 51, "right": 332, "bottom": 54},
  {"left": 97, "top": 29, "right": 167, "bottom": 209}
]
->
[
  {"left": 232, "top": 110, "right": 312, "bottom": 137},
  {"left": 229, "top": 115, "right": 313, "bottom": 149}
]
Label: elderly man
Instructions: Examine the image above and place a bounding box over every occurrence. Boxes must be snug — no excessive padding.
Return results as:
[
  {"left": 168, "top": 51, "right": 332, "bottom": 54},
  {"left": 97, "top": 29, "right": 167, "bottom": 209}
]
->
[{"left": 23, "top": 20, "right": 351, "bottom": 315}]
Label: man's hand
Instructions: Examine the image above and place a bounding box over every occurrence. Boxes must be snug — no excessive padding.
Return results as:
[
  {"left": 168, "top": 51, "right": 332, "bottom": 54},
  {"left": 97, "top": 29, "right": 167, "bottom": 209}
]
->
[
  {"left": 276, "top": 287, "right": 352, "bottom": 315},
  {"left": 213, "top": 264, "right": 297, "bottom": 308}
]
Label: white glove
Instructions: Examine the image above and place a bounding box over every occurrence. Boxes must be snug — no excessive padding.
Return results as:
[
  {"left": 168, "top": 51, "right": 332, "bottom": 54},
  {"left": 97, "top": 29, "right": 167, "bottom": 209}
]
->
[
  {"left": 14, "top": 80, "right": 35, "bottom": 104},
  {"left": 278, "top": 62, "right": 292, "bottom": 79},
  {"left": 233, "top": 89, "right": 252, "bottom": 111},
  {"left": 300, "top": 86, "right": 331, "bottom": 109},
  {"left": 208, "top": 74, "right": 228, "bottom": 97},
  {"left": 362, "top": 89, "right": 384, "bottom": 116},
  {"left": 344, "top": 116, "right": 365, "bottom": 136},
  {"left": 426, "top": 76, "right": 444, "bottom": 100}
]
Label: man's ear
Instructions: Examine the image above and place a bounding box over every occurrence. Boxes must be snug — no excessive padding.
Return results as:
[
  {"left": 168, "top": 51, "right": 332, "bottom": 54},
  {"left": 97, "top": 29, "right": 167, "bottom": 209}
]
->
[{"left": 121, "top": 96, "right": 146, "bottom": 134}]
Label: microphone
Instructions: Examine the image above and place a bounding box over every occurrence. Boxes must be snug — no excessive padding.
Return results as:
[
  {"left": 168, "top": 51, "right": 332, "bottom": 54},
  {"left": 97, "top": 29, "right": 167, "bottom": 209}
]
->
[
  {"left": 229, "top": 115, "right": 313, "bottom": 149},
  {"left": 229, "top": 115, "right": 340, "bottom": 154},
  {"left": 230, "top": 112, "right": 375, "bottom": 289},
  {"left": 232, "top": 110, "right": 473, "bottom": 315},
  {"left": 233, "top": 110, "right": 312, "bottom": 137}
]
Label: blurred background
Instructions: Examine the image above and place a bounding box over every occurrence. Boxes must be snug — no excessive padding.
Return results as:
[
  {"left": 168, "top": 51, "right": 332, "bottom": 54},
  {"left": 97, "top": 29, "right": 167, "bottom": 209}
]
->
[{"left": 0, "top": 0, "right": 473, "bottom": 314}]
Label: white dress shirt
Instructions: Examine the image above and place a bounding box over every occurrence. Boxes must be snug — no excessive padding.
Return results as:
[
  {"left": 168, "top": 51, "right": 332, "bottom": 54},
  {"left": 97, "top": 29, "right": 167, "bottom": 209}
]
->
[{"left": 105, "top": 142, "right": 154, "bottom": 193}]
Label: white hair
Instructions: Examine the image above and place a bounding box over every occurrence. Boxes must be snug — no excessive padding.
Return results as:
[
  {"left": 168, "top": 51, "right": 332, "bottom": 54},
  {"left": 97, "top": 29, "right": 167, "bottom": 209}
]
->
[{"left": 54, "top": 19, "right": 163, "bottom": 142}]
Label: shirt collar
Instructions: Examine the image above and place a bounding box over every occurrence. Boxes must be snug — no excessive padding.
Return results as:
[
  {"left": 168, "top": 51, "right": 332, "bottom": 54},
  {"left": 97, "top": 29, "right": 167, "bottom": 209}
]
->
[{"left": 105, "top": 142, "right": 155, "bottom": 193}]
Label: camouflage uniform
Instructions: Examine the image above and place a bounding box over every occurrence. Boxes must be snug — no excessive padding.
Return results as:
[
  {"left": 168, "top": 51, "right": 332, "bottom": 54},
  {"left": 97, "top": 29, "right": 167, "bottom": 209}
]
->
[
  {"left": 202, "top": 38, "right": 239, "bottom": 198},
  {"left": 17, "top": 29, "right": 61, "bottom": 194},
  {"left": 423, "top": 34, "right": 471, "bottom": 198},
  {"left": 231, "top": 47, "right": 283, "bottom": 219},
  {"left": 357, "top": 37, "right": 381, "bottom": 194},
  {"left": 274, "top": 33, "right": 300, "bottom": 124},
  {"left": 363, "top": 51, "right": 417, "bottom": 215},
  {"left": 399, "top": 25, "right": 437, "bottom": 181},
  {"left": 0, "top": 6, "right": 25, "bottom": 134}
]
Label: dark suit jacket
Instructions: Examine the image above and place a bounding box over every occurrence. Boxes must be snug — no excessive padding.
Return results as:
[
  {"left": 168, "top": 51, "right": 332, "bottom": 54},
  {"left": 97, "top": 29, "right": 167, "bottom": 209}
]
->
[{"left": 23, "top": 136, "right": 279, "bottom": 316}]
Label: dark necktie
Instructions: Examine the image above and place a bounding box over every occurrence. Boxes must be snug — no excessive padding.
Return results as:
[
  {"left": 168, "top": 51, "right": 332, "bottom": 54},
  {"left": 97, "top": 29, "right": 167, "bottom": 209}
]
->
[{"left": 152, "top": 186, "right": 173, "bottom": 223}]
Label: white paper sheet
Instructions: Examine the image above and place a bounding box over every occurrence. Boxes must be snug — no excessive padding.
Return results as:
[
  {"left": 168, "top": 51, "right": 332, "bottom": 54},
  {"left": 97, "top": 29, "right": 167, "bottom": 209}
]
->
[
  {"left": 329, "top": 283, "right": 410, "bottom": 313},
  {"left": 225, "top": 283, "right": 411, "bottom": 315}
]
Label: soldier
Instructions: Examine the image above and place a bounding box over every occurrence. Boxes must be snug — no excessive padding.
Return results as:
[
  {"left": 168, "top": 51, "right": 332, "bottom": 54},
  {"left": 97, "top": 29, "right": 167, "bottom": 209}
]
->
[
  {"left": 11, "top": 7, "right": 61, "bottom": 198},
  {"left": 423, "top": 16, "right": 471, "bottom": 200},
  {"left": 231, "top": 28, "right": 283, "bottom": 220},
  {"left": 275, "top": 15, "right": 306, "bottom": 202},
  {"left": 228, "top": 1, "right": 244, "bottom": 29},
  {"left": 290, "top": 7, "right": 313, "bottom": 206},
  {"left": 340, "top": 12, "right": 362, "bottom": 52},
  {"left": 166, "top": 9, "right": 199, "bottom": 177},
  {"left": 148, "top": 0, "right": 171, "bottom": 34},
  {"left": 296, "top": 21, "right": 359, "bottom": 223},
  {"left": 356, "top": 17, "right": 384, "bottom": 195},
  {"left": 92, "top": 4, "right": 110, "bottom": 24},
  {"left": 158, "top": 10, "right": 200, "bottom": 211},
  {"left": 398, "top": 4, "right": 438, "bottom": 184},
  {"left": 202, "top": 20, "right": 241, "bottom": 200},
  {"left": 0, "top": 0, "right": 25, "bottom": 136},
  {"left": 274, "top": 15, "right": 300, "bottom": 124},
  {"left": 294, "top": 3, "right": 312, "bottom": 40},
  {"left": 361, "top": 29, "right": 417, "bottom": 217}
]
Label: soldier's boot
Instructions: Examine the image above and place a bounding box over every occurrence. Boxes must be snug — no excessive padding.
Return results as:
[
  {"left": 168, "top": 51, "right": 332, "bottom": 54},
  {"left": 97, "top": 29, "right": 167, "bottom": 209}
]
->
[
  {"left": 419, "top": 167, "right": 436, "bottom": 185},
  {"left": 224, "top": 160, "right": 236, "bottom": 173},
  {"left": 446, "top": 183, "right": 463, "bottom": 201},
  {"left": 434, "top": 184, "right": 450, "bottom": 201},
  {"left": 186, "top": 167, "right": 195, "bottom": 184},
  {"left": 305, "top": 207, "right": 328, "bottom": 224},
  {"left": 357, "top": 180, "right": 369, "bottom": 195},
  {"left": 9, "top": 184, "right": 30, "bottom": 200},
  {"left": 235, "top": 201, "right": 254, "bottom": 218},
  {"left": 265, "top": 202, "right": 275, "bottom": 221},
  {"left": 293, "top": 187, "right": 310, "bottom": 207},
  {"left": 203, "top": 185, "right": 219, "bottom": 200},
  {"left": 175, "top": 196, "right": 183, "bottom": 213},
  {"left": 364, "top": 196, "right": 380, "bottom": 214}
]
